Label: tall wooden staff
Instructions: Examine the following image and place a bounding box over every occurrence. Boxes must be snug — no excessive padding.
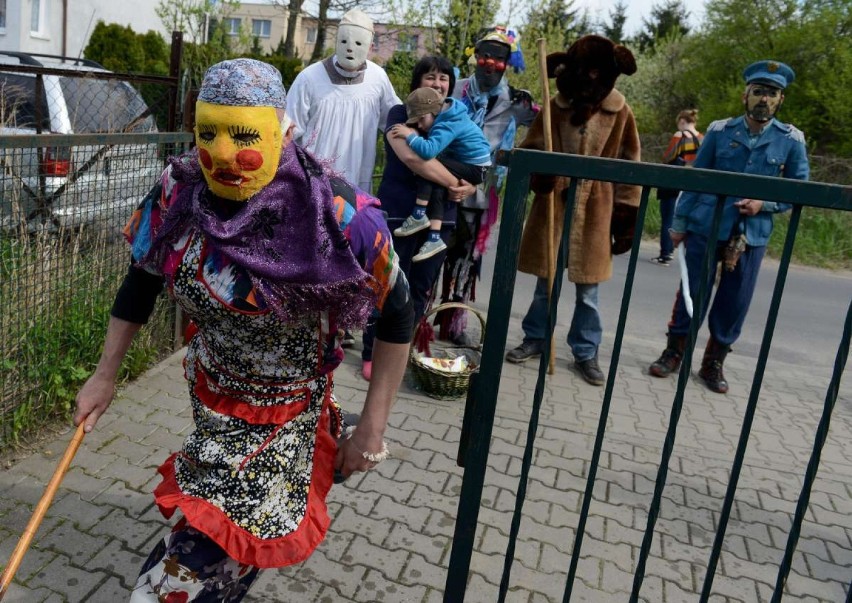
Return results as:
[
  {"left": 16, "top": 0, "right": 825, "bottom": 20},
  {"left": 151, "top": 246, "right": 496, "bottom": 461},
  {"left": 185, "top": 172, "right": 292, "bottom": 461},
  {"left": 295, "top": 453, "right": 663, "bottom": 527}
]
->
[
  {"left": 0, "top": 422, "right": 86, "bottom": 600},
  {"left": 537, "top": 38, "right": 556, "bottom": 374}
]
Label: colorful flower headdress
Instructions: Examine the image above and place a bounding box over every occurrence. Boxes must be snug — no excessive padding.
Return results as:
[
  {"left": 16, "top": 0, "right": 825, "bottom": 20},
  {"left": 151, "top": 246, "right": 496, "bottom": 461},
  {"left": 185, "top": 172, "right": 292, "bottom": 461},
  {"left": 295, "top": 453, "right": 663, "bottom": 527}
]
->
[{"left": 465, "top": 26, "right": 526, "bottom": 73}]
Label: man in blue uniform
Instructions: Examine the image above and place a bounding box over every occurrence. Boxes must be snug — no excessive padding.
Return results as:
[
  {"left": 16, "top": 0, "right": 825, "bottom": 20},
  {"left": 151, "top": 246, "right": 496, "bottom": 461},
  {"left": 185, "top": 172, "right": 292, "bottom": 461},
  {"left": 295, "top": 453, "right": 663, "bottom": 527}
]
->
[{"left": 648, "top": 60, "right": 809, "bottom": 394}]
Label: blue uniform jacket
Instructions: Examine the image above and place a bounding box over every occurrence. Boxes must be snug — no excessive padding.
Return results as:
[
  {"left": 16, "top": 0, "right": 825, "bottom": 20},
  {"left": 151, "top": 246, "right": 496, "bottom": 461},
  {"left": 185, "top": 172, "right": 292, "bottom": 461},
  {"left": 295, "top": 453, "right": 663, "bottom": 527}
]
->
[{"left": 672, "top": 115, "right": 809, "bottom": 246}]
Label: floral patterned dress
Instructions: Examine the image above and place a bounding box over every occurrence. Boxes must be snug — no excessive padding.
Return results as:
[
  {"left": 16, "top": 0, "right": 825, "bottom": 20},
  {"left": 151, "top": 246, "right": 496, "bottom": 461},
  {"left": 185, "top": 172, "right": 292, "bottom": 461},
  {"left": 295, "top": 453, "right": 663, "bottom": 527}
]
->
[{"left": 126, "top": 166, "right": 402, "bottom": 601}]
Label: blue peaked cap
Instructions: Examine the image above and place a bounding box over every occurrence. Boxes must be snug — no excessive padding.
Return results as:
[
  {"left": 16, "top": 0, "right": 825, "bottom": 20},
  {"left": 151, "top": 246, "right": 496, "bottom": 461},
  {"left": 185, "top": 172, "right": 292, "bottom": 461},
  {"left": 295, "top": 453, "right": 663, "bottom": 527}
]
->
[{"left": 743, "top": 60, "right": 795, "bottom": 90}]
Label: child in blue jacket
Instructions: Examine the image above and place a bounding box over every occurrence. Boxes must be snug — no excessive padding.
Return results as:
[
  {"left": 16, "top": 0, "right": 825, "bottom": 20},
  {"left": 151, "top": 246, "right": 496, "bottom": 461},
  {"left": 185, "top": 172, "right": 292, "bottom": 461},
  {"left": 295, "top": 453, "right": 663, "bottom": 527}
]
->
[{"left": 390, "top": 87, "right": 491, "bottom": 262}]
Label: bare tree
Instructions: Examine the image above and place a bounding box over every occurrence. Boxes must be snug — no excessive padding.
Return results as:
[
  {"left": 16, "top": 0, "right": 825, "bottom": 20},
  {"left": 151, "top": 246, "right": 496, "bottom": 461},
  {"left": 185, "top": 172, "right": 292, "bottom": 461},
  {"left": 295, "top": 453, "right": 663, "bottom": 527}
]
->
[
  {"left": 309, "top": 0, "right": 332, "bottom": 62},
  {"left": 268, "top": 0, "right": 304, "bottom": 58}
]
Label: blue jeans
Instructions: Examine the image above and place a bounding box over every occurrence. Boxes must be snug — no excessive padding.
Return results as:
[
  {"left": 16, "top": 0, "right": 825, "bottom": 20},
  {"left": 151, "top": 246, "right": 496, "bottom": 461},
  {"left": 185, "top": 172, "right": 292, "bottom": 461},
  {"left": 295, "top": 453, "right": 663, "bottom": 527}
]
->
[
  {"left": 667, "top": 233, "right": 765, "bottom": 346},
  {"left": 521, "top": 277, "right": 602, "bottom": 362}
]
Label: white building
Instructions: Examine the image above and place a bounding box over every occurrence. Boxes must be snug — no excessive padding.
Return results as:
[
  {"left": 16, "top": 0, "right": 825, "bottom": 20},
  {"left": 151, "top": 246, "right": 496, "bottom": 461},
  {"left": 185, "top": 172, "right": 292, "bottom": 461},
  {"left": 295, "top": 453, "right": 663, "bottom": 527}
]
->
[{"left": 0, "top": 0, "right": 168, "bottom": 58}]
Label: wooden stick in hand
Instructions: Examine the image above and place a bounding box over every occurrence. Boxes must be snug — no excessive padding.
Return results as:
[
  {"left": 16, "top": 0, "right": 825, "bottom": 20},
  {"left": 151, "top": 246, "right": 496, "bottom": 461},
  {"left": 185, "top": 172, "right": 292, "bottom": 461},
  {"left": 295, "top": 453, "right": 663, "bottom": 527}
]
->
[
  {"left": 537, "top": 38, "right": 556, "bottom": 375},
  {"left": 0, "top": 422, "right": 87, "bottom": 600}
]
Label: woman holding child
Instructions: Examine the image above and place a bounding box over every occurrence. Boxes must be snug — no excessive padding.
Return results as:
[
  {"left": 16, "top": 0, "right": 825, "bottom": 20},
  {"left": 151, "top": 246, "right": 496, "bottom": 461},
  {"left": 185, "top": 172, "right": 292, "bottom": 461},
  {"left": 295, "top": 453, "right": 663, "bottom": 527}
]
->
[{"left": 360, "top": 56, "right": 476, "bottom": 379}]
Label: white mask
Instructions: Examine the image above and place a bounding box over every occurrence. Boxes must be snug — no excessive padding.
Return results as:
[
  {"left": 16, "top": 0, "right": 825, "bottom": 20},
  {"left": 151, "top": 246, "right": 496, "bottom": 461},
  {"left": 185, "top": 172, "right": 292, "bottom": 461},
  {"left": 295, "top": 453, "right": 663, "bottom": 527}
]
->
[{"left": 336, "top": 23, "right": 372, "bottom": 71}]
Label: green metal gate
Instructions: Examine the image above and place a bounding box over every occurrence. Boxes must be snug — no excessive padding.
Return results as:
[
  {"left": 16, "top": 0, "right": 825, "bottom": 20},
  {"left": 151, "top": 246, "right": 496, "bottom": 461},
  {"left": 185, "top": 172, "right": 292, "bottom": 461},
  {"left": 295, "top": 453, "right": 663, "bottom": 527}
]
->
[{"left": 445, "top": 149, "right": 851, "bottom": 602}]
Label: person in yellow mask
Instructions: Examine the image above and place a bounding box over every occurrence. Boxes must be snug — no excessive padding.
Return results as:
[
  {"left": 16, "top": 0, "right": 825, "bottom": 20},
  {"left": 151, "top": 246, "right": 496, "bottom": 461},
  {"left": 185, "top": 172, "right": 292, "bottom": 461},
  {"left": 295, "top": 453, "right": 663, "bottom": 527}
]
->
[{"left": 73, "top": 58, "right": 413, "bottom": 601}]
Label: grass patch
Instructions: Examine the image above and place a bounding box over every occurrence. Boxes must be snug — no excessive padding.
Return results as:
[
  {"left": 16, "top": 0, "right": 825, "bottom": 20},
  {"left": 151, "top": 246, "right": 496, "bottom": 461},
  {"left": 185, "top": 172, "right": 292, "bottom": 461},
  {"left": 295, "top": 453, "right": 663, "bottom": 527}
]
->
[{"left": 1, "top": 226, "right": 173, "bottom": 449}]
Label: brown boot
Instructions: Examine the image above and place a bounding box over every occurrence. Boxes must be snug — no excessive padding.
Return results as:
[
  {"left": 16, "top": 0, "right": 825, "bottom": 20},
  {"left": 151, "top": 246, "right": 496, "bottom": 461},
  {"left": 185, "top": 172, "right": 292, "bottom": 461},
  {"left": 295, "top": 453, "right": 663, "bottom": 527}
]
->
[
  {"left": 649, "top": 334, "right": 687, "bottom": 377},
  {"left": 699, "top": 337, "right": 730, "bottom": 394}
]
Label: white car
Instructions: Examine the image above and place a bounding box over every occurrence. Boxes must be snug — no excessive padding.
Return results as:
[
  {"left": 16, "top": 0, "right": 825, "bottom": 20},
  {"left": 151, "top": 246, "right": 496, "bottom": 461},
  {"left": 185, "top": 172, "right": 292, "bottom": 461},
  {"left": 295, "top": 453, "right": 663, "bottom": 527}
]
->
[{"left": 0, "top": 51, "right": 162, "bottom": 233}]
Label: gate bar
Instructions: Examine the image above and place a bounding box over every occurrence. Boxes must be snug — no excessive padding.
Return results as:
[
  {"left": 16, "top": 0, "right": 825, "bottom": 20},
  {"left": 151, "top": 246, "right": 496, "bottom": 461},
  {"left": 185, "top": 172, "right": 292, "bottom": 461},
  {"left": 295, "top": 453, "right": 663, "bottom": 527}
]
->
[
  {"left": 630, "top": 196, "right": 727, "bottom": 601},
  {"left": 562, "top": 187, "right": 651, "bottom": 601},
  {"left": 771, "top": 297, "right": 851, "bottom": 601},
  {"left": 444, "top": 168, "right": 531, "bottom": 602},
  {"left": 497, "top": 179, "right": 578, "bottom": 602},
  {"left": 699, "top": 205, "right": 802, "bottom": 599}
]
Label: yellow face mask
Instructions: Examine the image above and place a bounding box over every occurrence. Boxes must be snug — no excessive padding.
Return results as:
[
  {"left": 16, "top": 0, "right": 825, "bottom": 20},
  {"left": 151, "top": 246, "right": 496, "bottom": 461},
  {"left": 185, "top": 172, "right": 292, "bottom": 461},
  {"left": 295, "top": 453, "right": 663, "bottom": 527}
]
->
[{"left": 194, "top": 100, "right": 283, "bottom": 201}]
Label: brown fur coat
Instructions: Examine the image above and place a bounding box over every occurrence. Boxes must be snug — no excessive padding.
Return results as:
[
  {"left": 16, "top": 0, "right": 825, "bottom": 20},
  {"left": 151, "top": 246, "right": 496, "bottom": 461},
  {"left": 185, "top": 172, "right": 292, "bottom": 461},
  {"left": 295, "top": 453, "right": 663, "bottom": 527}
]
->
[{"left": 517, "top": 89, "right": 641, "bottom": 284}]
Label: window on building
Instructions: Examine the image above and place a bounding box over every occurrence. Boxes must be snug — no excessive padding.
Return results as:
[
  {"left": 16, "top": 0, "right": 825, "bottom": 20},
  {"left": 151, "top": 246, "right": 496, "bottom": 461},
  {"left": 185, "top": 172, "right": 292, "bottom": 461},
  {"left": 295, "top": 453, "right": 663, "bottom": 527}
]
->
[
  {"left": 306, "top": 27, "right": 317, "bottom": 44},
  {"left": 0, "top": 0, "right": 7, "bottom": 30},
  {"left": 252, "top": 19, "right": 271, "bottom": 38},
  {"left": 30, "top": 0, "right": 47, "bottom": 35},
  {"left": 398, "top": 33, "right": 419, "bottom": 52},
  {"left": 371, "top": 33, "right": 380, "bottom": 52},
  {"left": 224, "top": 18, "right": 241, "bottom": 36}
]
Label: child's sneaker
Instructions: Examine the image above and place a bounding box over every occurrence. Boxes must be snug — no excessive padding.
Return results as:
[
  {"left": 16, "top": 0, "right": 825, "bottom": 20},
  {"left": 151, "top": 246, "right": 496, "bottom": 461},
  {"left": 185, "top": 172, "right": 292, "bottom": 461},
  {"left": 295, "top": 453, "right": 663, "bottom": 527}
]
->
[
  {"left": 413, "top": 238, "right": 447, "bottom": 262},
  {"left": 393, "top": 215, "right": 430, "bottom": 237}
]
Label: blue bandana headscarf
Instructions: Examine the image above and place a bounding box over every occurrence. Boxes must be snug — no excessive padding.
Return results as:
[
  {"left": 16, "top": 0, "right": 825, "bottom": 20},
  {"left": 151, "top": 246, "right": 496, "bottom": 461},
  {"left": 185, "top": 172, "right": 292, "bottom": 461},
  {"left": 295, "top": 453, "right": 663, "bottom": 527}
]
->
[{"left": 198, "top": 58, "right": 287, "bottom": 109}]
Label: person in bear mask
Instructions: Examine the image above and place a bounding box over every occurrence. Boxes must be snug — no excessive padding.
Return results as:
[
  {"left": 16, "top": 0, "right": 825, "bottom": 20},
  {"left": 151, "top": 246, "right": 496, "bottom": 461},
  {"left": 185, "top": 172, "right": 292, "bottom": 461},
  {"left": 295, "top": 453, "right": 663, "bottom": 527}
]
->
[
  {"left": 286, "top": 8, "right": 400, "bottom": 193},
  {"left": 504, "top": 35, "right": 641, "bottom": 387},
  {"left": 648, "top": 60, "right": 808, "bottom": 394}
]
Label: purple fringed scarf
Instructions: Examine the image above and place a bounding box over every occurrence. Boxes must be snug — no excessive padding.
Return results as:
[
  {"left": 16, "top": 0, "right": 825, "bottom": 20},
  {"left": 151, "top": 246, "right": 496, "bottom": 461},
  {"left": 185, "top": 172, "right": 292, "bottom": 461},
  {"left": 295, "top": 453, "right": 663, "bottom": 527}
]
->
[{"left": 142, "top": 144, "right": 376, "bottom": 329}]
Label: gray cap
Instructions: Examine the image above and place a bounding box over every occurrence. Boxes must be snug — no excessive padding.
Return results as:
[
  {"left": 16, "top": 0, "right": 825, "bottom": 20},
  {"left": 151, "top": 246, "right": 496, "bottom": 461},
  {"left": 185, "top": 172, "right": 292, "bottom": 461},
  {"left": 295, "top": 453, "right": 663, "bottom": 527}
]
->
[{"left": 198, "top": 58, "right": 287, "bottom": 109}]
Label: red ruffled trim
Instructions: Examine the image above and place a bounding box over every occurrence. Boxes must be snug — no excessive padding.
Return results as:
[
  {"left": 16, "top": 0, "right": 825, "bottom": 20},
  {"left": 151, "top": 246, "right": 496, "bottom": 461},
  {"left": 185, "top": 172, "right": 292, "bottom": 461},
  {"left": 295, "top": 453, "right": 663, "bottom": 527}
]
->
[
  {"left": 193, "top": 362, "right": 310, "bottom": 425},
  {"left": 153, "top": 385, "right": 336, "bottom": 569}
]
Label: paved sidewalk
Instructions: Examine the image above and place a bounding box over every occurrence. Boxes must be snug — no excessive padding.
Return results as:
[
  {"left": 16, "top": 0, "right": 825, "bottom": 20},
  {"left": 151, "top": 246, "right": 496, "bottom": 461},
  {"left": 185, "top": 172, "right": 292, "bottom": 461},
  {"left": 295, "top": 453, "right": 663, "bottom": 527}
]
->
[{"left": 1, "top": 313, "right": 850, "bottom": 602}]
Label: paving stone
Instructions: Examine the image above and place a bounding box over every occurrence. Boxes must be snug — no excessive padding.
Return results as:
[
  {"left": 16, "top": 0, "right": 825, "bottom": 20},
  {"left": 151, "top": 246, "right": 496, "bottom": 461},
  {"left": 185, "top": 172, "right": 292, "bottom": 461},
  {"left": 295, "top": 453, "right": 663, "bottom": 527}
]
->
[
  {"left": 57, "top": 466, "right": 116, "bottom": 502},
  {"left": 87, "top": 536, "right": 144, "bottom": 581},
  {"left": 335, "top": 504, "right": 395, "bottom": 547},
  {"left": 25, "top": 553, "right": 108, "bottom": 601},
  {"left": 782, "top": 571, "right": 848, "bottom": 602},
  {"left": 372, "top": 496, "right": 431, "bottom": 532},
  {"left": 245, "top": 577, "right": 330, "bottom": 602},
  {"left": 88, "top": 575, "right": 132, "bottom": 601},
  {"left": 398, "top": 551, "right": 450, "bottom": 591},
  {"left": 340, "top": 534, "right": 407, "bottom": 580},
  {"left": 0, "top": 541, "right": 56, "bottom": 585},
  {"left": 0, "top": 586, "right": 63, "bottom": 603},
  {"left": 88, "top": 507, "right": 166, "bottom": 551},
  {"left": 385, "top": 521, "right": 449, "bottom": 566},
  {"left": 801, "top": 550, "right": 851, "bottom": 584},
  {"left": 353, "top": 567, "right": 429, "bottom": 602},
  {"left": 37, "top": 518, "right": 108, "bottom": 567},
  {"left": 301, "top": 549, "right": 367, "bottom": 600},
  {"left": 402, "top": 414, "right": 453, "bottom": 441},
  {"left": 477, "top": 524, "right": 540, "bottom": 572}
]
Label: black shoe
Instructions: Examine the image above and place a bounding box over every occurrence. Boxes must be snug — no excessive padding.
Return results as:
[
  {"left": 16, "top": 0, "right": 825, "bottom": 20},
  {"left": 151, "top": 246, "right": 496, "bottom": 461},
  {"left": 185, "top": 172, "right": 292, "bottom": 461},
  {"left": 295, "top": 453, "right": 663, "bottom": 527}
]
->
[
  {"left": 505, "top": 341, "right": 543, "bottom": 363},
  {"left": 699, "top": 337, "right": 730, "bottom": 394},
  {"left": 650, "top": 255, "right": 673, "bottom": 266},
  {"left": 699, "top": 360, "right": 729, "bottom": 394},
  {"left": 575, "top": 355, "right": 605, "bottom": 386},
  {"left": 649, "top": 334, "right": 687, "bottom": 378},
  {"left": 341, "top": 331, "right": 356, "bottom": 348}
]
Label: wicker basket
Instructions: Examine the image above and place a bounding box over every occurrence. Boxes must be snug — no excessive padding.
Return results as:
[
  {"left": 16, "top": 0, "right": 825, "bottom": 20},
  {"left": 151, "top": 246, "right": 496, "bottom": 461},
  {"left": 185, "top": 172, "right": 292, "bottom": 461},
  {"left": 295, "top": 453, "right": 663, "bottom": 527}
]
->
[{"left": 409, "top": 302, "right": 486, "bottom": 400}]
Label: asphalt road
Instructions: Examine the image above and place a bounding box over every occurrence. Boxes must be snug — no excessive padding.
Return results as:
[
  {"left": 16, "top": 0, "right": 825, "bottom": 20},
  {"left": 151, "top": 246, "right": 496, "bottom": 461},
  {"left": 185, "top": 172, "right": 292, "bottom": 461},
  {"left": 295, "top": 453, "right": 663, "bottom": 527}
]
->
[{"left": 476, "top": 234, "right": 852, "bottom": 369}]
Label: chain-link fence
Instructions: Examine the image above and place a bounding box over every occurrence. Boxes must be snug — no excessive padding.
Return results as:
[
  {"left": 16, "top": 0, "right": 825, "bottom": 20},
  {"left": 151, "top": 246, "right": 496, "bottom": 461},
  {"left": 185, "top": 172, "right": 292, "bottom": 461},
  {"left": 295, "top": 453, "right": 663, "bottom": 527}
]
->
[
  {"left": 640, "top": 133, "right": 852, "bottom": 185},
  {"left": 0, "top": 133, "right": 193, "bottom": 448},
  {"left": 0, "top": 48, "right": 189, "bottom": 448}
]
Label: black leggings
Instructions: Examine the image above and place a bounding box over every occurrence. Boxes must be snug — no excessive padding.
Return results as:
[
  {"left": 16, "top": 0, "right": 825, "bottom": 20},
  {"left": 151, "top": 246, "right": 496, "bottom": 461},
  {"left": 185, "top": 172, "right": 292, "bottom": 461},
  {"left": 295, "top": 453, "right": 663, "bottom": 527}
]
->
[{"left": 415, "top": 157, "right": 486, "bottom": 222}]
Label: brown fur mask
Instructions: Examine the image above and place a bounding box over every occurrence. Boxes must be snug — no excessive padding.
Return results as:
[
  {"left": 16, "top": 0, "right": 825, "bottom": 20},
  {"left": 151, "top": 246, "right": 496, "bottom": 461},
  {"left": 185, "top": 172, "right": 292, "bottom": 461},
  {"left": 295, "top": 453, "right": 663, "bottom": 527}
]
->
[{"left": 546, "top": 35, "right": 637, "bottom": 127}]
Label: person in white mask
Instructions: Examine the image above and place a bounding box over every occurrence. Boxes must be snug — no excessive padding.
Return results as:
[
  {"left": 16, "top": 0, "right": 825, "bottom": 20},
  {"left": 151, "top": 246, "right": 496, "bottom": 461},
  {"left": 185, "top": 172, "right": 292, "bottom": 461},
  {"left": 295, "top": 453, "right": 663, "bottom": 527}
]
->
[{"left": 286, "top": 8, "right": 400, "bottom": 193}]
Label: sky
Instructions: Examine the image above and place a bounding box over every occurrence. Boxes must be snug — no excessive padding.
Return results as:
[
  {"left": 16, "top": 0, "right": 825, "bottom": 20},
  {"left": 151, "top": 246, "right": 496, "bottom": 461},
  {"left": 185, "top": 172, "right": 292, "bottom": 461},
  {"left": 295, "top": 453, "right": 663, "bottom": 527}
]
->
[
  {"left": 496, "top": 0, "right": 707, "bottom": 38},
  {"left": 253, "top": 0, "right": 707, "bottom": 39}
]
